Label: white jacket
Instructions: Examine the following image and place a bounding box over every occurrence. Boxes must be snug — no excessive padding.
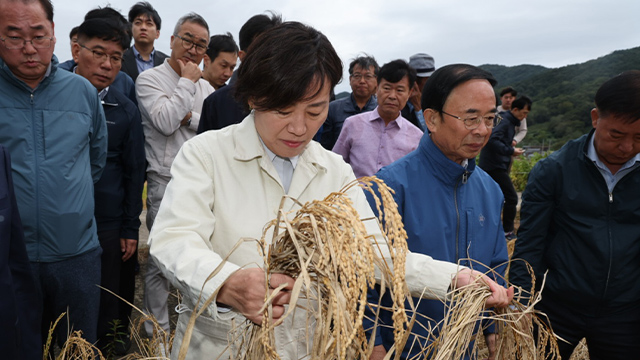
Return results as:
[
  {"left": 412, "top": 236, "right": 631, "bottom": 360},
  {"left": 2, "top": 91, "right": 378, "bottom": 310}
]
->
[
  {"left": 149, "top": 113, "right": 460, "bottom": 359},
  {"left": 136, "top": 59, "right": 214, "bottom": 181}
]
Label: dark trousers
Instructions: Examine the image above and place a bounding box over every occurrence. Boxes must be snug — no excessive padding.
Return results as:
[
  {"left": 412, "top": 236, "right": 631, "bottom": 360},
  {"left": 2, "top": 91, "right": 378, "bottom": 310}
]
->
[
  {"left": 97, "top": 228, "right": 128, "bottom": 348},
  {"left": 118, "top": 247, "right": 137, "bottom": 329},
  {"left": 538, "top": 298, "right": 640, "bottom": 360},
  {"left": 486, "top": 169, "right": 518, "bottom": 232},
  {"left": 31, "top": 246, "right": 101, "bottom": 348}
]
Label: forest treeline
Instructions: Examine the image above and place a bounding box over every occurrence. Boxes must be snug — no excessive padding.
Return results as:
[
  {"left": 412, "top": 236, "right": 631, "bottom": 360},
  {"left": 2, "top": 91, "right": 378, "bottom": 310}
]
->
[{"left": 482, "top": 46, "right": 640, "bottom": 149}]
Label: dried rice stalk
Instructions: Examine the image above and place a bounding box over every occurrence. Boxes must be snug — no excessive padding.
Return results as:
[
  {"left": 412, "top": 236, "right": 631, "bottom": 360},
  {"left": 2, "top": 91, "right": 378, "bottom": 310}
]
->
[
  {"left": 43, "top": 312, "right": 105, "bottom": 360},
  {"left": 234, "top": 176, "right": 412, "bottom": 360},
  {"left": 425, "top": 261, "right": 560, "bottom": 359},
  {"left": 569, "top": 339, "right": 589, "bottom": 360}
]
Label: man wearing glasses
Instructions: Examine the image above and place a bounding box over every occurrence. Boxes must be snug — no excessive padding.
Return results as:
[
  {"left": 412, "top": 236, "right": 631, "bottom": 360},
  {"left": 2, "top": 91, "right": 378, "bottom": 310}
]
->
[
  {"left": 368, "top": 64, "right": 508, "bottom": 360},
  {"left": 320, "top": 55, "right": 379, "bottom": 150},
  {"left": 136, "top": 12, "right": 213, "bottom": 337},
  {"left": 0, "top": 0, "right": 107, "bottom": 349},
  {"left": 68, "top": 11, "right": 146, "bottom": 354}
]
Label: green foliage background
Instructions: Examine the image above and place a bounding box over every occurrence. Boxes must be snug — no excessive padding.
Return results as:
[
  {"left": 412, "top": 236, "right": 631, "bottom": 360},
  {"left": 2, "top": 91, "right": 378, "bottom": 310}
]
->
[
  {"left": 481, "top": 46, "right": 640, "bottom": 150},
  {"left": 510, "top": 152, "right": 550, "bottom": 192}
]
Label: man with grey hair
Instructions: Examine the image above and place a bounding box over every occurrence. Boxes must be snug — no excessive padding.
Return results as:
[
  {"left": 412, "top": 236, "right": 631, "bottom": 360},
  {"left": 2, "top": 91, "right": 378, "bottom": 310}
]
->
[
  {"left": 321, "top": 54, "right": 379, "bottom": 149},
  {"left": 136, "top": 12, "right": 214, "bottom": 335}
]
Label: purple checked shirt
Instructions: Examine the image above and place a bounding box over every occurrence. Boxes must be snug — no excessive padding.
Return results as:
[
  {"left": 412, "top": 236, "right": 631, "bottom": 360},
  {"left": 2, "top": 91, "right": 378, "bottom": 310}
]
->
[{"left": 332, "top": 107, "right": 423, "bottom": 178}]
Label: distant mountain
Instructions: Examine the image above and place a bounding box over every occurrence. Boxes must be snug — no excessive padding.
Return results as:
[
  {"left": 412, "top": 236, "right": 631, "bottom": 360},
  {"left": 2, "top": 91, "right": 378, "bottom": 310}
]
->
[
  {"left": 480, "top": 46, "right": 640, "bottom": 149},
  {"left": 480, "top": 64, "right": 548, "bottom": 86}
]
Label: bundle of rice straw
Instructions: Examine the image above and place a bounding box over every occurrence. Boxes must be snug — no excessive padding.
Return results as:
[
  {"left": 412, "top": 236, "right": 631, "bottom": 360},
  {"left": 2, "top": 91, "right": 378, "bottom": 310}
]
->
[
  {"left": 425, "top": 261, "right": 561, "bottom": 359},
  {"left": 234, "top": 176, "right": 412, "bottom": 360},
  {"left": 177, "top": 176, "right": 566, "bottom": 360}
]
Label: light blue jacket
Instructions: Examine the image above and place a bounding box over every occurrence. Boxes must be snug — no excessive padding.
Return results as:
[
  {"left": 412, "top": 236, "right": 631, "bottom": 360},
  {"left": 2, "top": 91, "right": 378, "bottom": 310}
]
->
[{"left": 0, "top": 55, "right": 107, "bottom": 262}]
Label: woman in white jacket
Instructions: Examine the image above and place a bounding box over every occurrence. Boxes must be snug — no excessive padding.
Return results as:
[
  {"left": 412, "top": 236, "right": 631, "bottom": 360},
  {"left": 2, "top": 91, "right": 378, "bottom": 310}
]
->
[{"left": 148, "top": 21, "right": 513, "bottom": 360}]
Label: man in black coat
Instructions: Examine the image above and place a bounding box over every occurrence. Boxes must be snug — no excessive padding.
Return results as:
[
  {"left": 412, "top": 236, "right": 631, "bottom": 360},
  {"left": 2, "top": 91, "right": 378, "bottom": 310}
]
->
[
  {"left": 69, "top": 11, "right": 146, "bottom": 353},
  {"left": 0, "top": 144, "right": 41, "bottom": 360},
  {"left": 478, "top": 96, "right": 530, "bottom": 240},
  {"left": 121, "top": 2, "right": 169, "bottom": 82}
]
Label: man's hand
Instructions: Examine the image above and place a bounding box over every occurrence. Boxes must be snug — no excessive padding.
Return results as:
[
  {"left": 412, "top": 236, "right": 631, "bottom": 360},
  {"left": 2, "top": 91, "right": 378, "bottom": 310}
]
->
[
  {"left": 513, "top": 147, "right": 525, "bottom": 156},
  {"left": 217, "top": 268, "right": 295, "bottom": 324},
  {"left": 409, "top": 82, "right": 422, "bottom": 110},
  {"left": 177, "top": 59, "right": 202, "bottom": 83},
  {"left": 369, "top": 344, "right": 387, "bottom": 360},
  {"left": 180, "top": 111, "right": 192, "bottom": 127},
  {"left": 120, "top": 238, "right": 137, "bottom": 261},
  {"left": 452, "top": 268, "right": 514, "bottom": 308}
]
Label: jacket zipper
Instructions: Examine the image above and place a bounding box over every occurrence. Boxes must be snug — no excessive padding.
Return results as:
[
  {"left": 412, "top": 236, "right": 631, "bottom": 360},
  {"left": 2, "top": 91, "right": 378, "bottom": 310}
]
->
[
  {"left": 602, "top": 195, "right": 613, "bottom": 302},
  {"left": 30, "top": 92, "right": 41, "bottom": 261},
  {"left": 453, "top": 170, "right": 470, "bottom": 261}
]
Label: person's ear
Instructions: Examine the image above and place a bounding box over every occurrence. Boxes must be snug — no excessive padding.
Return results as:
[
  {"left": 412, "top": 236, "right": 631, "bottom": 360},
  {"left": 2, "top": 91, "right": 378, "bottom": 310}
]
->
[
  {"left": 424, "top": 108, "right": 439, "bottom": 133},
  {"left": 591, "top": 108, "right": 600, "bottom": 129},
  {"left": 71, "top": 42, "right": 81, "bottom": 63}
]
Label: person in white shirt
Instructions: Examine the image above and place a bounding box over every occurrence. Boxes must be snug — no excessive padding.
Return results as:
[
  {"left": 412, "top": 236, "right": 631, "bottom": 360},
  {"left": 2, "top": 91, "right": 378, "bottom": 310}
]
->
[{"left": 136, "top": 12, "right": 214, "bottom": 336}]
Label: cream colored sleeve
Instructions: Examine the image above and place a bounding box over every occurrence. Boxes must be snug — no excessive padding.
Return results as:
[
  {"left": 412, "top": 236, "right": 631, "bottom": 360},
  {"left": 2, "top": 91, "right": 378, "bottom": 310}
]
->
[{"left": 148, "top": 139, "right": 239, "bottom": 318}]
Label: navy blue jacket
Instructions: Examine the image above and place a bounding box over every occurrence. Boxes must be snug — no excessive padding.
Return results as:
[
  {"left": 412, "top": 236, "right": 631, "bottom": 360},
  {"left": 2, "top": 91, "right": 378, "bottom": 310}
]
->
[
  {"left": 197, "top": 84, "right": 248, "bottom": 134},
  {"left": 95, "top": 89, "right": 146, "bottom": 239},
  {"left": 478, "top": 110, "right": 520, "bottom": 172},
  {"left": 511, "top": 131, "right": 640, "bottom": 310},
  {"left": 0, "top": 145, "right": 42, "bottom": 360},
  {"left": 320, "top": 93, "right": 377, "bottom": 150},
  {"left": 367, "top": 134, "right": 508, "bottom": 358}
]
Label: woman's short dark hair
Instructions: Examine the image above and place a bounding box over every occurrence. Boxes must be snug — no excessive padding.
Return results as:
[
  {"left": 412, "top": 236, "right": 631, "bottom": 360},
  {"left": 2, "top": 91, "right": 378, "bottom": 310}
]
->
[
  {"left": 421, "top": 64, "right": 497, "bottom": 112},
  {"left": 595, "top": 70, "right": 640, "bottom": 124},
  {"left": 235, "top": 21, "right": 342, "bottom": 111}
]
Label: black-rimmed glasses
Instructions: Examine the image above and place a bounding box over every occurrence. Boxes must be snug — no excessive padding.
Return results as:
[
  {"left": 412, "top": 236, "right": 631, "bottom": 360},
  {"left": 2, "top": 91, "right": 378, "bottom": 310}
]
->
[{"left": 174, "top": 34, "right": 207, "bottom": 55}]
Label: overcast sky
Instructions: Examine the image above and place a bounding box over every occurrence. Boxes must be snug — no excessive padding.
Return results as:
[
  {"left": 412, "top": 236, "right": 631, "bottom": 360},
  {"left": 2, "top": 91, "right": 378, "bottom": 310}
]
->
[{"left": 52, "top": 0, "right": 640, "bottom": 93}]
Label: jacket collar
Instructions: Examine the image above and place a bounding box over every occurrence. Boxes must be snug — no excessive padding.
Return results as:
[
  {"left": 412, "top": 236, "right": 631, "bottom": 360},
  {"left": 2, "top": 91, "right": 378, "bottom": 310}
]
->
[
  {"left": 579, "top": 129, "right": 595, "bottom": 160},
  {"left": 233, "top": 112, "right": 329, "bottom": 199},
  {"left": 0, "top": 54, "right": 58, "bottom": 92},
  {"left": 419, "top": 133, "right": 476, "bottom": 186},
  {"left": 502, "top": 110, "right": 521, "bottom": 127},
  {"left": 347, "top": 92, "right": 375, "bottom": 112},
  {"left": 367, "top": 106, "right": 405, "bottom": 129}
]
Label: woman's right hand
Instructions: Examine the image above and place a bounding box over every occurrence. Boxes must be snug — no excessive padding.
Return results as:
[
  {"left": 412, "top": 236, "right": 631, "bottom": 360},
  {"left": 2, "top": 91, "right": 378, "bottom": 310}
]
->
[{"left": 216, "top": 268, "right": 296, "bottom": 324}]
